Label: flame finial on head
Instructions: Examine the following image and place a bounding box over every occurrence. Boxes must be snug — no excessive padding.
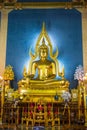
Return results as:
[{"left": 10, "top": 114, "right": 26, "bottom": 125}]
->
[
  {"left": 42, "top": 22, "right": 46, "bottom": 33},
  {"left": 39, "top": 38, "right": 48, "bottom": 50}
]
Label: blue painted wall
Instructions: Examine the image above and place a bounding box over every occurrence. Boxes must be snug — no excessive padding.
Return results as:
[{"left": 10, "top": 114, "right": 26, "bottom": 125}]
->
[{"left": 6, "top": 9, "right": 83, "bottom": 89}]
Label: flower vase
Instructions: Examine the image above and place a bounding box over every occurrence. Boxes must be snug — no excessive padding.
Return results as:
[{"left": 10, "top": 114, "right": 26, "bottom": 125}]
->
[{"left": 64, "top": 100, "right": 69, "bottom": 107}]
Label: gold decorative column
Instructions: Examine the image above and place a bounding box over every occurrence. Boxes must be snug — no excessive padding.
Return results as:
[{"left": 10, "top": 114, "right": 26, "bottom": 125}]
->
[
  {"left": 0, "top": 77, "right": 5, "bottom": 124},
  {"left": 76, "top": 8, "right": 87, "bottom": 123},
  {"left": 78, "top": 81, "right": 82, "bottom": 120},
  {"left": 83, "top": 73, "right": 87, "bottom": 126},
  {"left": 84, "top": 86, "right": 87, "bottom": 126}
]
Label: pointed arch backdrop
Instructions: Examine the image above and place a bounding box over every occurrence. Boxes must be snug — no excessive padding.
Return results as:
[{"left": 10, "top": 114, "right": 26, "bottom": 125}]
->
[{"left": 1, "top": 7, "right": 87, "bottom": 89}]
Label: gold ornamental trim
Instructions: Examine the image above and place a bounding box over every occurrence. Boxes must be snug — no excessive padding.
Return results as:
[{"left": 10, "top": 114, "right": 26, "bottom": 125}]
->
[{"left": 0, "top": 2, "right": 87, "bottom": 10}]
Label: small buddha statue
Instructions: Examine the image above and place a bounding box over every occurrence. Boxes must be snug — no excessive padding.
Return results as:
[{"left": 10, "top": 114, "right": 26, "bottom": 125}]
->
[{"left": 29, "top": 38, "right": 56, "bottom": 80}]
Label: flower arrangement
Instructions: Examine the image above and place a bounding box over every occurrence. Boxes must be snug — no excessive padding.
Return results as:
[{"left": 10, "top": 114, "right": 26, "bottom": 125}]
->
[
  {"left": 38, "top": 104, "right": 43, "bottom": 112},
  {"left": 74, "top": 65, "right": 84, "bottom": 81},
  {"left": 74, "top": 65, "right": 84, "bottom": 88},
  {"left": 62, "top": 91, "right": 71, "bottom": 106},
  {"left": 3, "top": 65, "right": 14, "bottom": 80}
]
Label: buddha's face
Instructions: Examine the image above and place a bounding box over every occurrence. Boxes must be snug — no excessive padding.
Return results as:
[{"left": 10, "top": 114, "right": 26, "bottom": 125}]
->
[{"left": 39, "top": 48, "right": 48, "bottom": 59}]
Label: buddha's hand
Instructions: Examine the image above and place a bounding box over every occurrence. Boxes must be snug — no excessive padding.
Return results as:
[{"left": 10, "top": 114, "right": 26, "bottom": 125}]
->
[
  {"left": 27, "top": 74, "right": 34, "bottom": 79},
  {"left": 59, "top": 72, "right": 64, "bottom": 79},
  {"left": 48, "top": 74, "right": 56, "bottom": 79}
]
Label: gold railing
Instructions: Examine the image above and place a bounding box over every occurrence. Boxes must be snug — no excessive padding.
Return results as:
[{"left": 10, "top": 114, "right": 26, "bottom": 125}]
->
[
  {"left": 0, "top": 106, "right": 85, "bottom": 125},
  {"left": 0, "top": 106, "right": 86, "bottom": 130}
]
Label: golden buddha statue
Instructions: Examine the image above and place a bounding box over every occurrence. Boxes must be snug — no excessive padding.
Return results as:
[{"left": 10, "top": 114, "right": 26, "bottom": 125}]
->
[
  {"left": 18, "top": 23, "right": 69, "bottom": 101},
  {"left": 29, "top": 38, "right": 56, "bottom": 80}
]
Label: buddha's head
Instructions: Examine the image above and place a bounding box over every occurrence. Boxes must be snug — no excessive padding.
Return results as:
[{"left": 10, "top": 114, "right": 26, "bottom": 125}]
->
[{"left": 39, "top": 38, "right": 48, "bottom": 60}]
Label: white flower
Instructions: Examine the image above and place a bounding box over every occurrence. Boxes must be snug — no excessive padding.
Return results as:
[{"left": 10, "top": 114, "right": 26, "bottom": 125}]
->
[
  {"left": 62, "top": 91, "right": 71, "bottom": 102},
  {"left": 74, "top": 65, "right": 84, "bottom": 81}
]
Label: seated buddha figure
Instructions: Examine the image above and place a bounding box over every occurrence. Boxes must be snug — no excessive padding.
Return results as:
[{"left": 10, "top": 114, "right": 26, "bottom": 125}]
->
[
  {"left": 18, "top": 23, "right": 69, "bottom": 92},
  {"left": 30, "top": 38, "right": 56, "bottom": 80},
  {"left": 27, "top": 38, "right": 69, "bottom": 89}
]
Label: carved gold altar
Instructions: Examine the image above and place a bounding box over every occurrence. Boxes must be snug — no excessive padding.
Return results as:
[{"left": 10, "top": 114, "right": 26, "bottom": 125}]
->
[
  {"left": 0, "top": 23, "right": 86, "bottom": 128},
  {"left": 18, "top": 23, "right": 69, "bottom": 102}
]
